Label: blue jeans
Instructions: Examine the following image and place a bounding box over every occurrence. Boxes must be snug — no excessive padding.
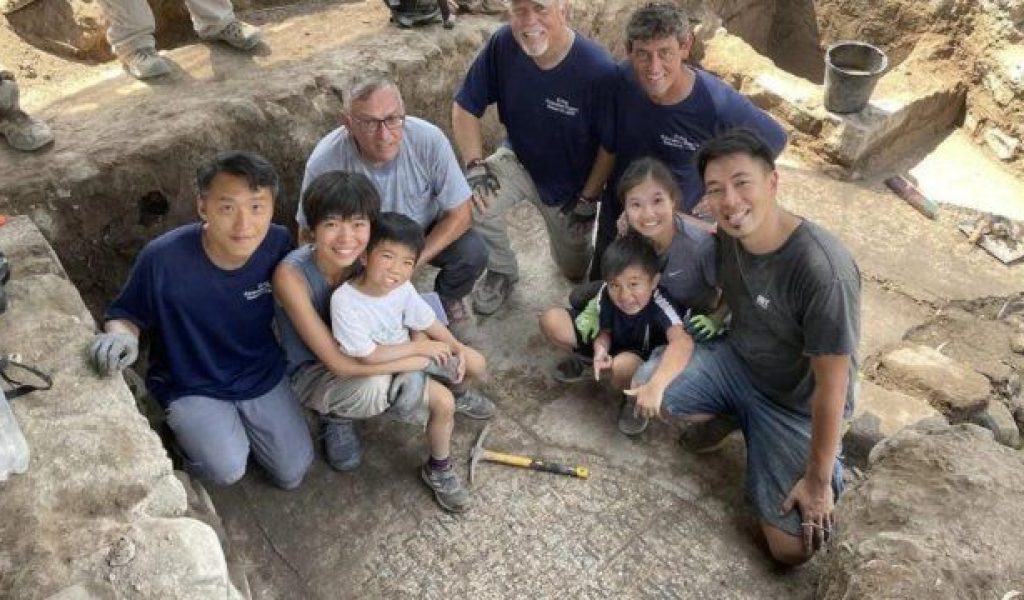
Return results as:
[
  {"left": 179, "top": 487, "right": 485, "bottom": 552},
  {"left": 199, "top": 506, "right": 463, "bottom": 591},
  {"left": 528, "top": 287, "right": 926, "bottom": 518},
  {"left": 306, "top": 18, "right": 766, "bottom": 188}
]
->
[
  {"left": 427, "top": 226, "right": 488, "bottom": 300},
  {"left": 167, "top": 376, "right": 314, "bottom": 490},
  {"left": 656, "top": 341, "right": 845, "bottom": 536}
]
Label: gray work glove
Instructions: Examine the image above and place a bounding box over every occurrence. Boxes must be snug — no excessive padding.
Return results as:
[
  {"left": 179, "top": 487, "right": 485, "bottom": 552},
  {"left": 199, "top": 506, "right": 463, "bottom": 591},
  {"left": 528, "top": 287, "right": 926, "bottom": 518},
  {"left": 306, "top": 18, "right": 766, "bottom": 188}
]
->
[
  {"left": 424, "top": 354, "right": 460, "bottom": 386},
  {"left": 466, "top": 161, "right": 500, "bottom": 212},
  {"left": 89, "top": 332, "right": 139, "bottom": 376},
  {"left": 388, "top": 370, "right": 428, "bottom": 421}
]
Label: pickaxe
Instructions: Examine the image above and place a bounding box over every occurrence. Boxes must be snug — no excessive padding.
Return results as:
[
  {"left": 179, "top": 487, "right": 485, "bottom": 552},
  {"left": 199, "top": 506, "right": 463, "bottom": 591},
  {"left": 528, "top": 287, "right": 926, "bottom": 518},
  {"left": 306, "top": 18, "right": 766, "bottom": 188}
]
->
[{"left": 468, "top": 423, "right": 589, "bottom": 484}]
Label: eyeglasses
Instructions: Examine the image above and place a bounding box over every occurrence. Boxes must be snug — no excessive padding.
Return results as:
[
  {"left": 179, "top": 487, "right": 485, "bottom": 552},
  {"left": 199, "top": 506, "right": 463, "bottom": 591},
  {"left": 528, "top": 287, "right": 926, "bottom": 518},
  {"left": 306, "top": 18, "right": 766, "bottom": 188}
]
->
[{"left": 350, "top": 114, "right": 405, "bottom": 133}]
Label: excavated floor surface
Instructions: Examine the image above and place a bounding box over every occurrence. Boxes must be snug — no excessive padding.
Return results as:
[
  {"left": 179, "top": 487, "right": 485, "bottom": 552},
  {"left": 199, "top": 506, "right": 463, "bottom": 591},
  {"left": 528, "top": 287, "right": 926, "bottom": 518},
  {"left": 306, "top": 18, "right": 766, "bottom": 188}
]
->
[{"left": 2, "top": 1, "right": 1023, "bottom": 597}]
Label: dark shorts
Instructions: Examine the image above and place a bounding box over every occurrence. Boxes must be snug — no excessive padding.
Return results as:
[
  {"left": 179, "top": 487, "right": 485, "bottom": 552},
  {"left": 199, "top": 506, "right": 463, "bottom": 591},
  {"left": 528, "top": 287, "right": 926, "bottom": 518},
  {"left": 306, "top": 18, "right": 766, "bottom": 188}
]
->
[{"left": 640, "top": 341, "right": 846, "bottom": 536}]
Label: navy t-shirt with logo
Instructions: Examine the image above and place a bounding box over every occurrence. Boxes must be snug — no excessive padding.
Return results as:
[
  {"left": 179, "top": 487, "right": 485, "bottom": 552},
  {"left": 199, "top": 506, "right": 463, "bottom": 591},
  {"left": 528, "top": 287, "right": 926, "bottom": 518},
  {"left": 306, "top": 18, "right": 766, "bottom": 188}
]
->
[
  {"left": 455, "top": 25, "right": 616, "bottom": 207},
  {"left": 105, "top": 223, "right": 292, "bottom": 407},
  {"left": 598, "top": 285, "right": 682, "bottom": 360},
  {"left": 599, "top": 63, "right": 788, "bottom": 218}
]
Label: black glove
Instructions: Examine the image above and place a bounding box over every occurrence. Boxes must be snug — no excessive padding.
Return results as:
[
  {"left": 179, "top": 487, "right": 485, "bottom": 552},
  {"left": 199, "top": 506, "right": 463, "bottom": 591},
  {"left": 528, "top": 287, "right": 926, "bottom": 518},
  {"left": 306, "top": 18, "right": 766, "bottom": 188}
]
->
[
  {"left": 467, "top": 161, "right": 500, "bottom": 209},
  {"left": 561, "top": 193, "right": 598, "bottom": 232}
]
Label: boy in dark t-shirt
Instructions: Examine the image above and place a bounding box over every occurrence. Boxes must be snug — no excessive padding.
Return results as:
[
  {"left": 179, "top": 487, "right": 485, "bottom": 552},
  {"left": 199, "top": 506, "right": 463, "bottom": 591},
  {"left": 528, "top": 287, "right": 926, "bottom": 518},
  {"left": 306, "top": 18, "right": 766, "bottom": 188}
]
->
[{"left": 539, "top": 232, "right": 693, "bottom": 435}]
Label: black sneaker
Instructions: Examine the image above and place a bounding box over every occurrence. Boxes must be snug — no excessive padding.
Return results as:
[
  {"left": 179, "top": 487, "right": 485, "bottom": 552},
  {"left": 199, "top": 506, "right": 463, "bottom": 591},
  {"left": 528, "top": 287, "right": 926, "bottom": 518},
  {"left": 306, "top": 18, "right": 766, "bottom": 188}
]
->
[
  {"left": 678, "top": 415, "right": 739, "bottom": 454},
  {"left": 554, "top": 354, "right": 590, "bottom": 383},
  {"left": 420, "top": 464, "right": 470, "bottom": 512},
  {"left": 617, "top": 396, "right": 649, "bottom": 436}
]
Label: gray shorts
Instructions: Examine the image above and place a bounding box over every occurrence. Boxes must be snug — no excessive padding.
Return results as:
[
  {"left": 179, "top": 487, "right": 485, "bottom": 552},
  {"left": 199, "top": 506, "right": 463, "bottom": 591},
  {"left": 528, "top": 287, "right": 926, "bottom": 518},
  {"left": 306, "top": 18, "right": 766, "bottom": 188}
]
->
[
  {"left": 290, "top": 363, "right": 430, "bottom": 426},
  {"left": 640, "top": 342, "right": 846, "bottom": 536}
]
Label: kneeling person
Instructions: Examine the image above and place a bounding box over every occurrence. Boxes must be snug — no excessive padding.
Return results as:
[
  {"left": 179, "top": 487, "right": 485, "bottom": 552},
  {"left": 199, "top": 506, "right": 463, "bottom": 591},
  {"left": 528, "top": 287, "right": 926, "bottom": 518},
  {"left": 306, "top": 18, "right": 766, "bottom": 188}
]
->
[
  {"left": 89, "top": 152, "right": 313, "bottom": 490},
  {"left": 330, "top": 212, "right": 493, "bottom": 512},
  {"left": 539, "top": 232, "right": 693, "bottom": 435}
]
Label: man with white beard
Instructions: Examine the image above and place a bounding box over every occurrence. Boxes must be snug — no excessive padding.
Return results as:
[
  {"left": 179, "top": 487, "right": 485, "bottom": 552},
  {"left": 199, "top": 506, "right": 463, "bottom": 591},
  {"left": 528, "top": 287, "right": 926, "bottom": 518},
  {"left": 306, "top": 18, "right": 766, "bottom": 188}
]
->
[{"left": 451, "top": 0, "right": 616, "bottom": 316}]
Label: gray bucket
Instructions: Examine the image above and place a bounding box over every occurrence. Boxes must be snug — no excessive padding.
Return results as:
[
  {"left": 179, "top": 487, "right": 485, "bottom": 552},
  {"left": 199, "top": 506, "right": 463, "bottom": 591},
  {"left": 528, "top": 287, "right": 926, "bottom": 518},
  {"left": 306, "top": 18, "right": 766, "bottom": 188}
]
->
[{"left": 823, "top": 41, "right": 888, "bottom": 114}]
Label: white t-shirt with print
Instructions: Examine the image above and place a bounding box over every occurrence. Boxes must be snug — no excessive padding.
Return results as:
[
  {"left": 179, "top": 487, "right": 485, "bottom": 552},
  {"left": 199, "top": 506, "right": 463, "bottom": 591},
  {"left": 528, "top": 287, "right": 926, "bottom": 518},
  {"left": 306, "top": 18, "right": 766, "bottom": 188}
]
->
[{"left": 330, "top": 280, "right": 436, "bottom": 357}]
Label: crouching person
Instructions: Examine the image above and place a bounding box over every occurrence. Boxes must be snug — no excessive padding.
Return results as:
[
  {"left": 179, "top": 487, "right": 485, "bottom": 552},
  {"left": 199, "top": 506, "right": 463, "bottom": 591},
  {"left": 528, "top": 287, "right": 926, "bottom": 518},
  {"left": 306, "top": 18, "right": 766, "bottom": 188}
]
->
[
  {"left": 539, "top": 232, "right": 693, "bottom": 436},
  {"left": 275, "top": 173, "right": 493, "bottom": 514},
  {"left": 89, "top": 151, "right": 314, "bottom": 489},
  {"left": 329, "top": 212, "right": 494, "bottom": 512}
]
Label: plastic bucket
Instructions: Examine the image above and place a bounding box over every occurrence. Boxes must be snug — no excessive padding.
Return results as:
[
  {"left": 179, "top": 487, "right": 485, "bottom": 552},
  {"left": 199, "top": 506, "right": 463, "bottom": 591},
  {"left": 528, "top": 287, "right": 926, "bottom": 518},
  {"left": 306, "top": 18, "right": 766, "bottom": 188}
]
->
[{"left": 823, "top": 41, "right": 888, "bottom": 114}]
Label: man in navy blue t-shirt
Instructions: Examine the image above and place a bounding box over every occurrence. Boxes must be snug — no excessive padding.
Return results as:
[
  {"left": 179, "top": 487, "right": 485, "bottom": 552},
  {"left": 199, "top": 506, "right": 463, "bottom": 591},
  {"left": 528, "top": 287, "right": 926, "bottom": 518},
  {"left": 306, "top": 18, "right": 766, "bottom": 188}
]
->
[
  {"left": 589, "top": 2, "right": 787, "bottom": 280},
  {"left": 452, "top": 0, "right": 616, "bottom": 316},
  {"left": 88, "top": 152, "right": 313, "bottom": 490}
]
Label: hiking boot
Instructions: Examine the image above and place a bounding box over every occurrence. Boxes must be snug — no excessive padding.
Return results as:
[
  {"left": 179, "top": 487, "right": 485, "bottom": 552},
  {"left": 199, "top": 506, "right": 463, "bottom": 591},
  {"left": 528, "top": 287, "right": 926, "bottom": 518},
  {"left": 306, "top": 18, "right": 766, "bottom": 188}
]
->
[
  {"left": 617, "top": 396, "right": 649, "bottom": 436},
  {"left": 420, "top": 463, "right": 470, "bottom": 512},
  {"left": 472, "top": 271, "right": 516, "bottom": 315},
  {"left": 442, "top": 15, "right": 455, "bottom": 28},
  {"left": 121, "top": 47, "right": 170, "bottom": 80},
  {"left": 205, "top": 19, "right": 262, "bottom": 51},
  {"left": 454, "top": 389, "right": 496, "bottom": 420},
  {"left": 553, "top": 354, "right": 589, "bottom": 384},
  {"left": 441, "top": 296, "right": 473, "bottom": 341},
  {"left": 321, "top": 416, "right": 362, "bottom": 471},
  {"left": 678, "top": 415, "right": 740, "bottom": 454},
  {"left": 0, "top": 110, "right": 53, "bottom": 152}
]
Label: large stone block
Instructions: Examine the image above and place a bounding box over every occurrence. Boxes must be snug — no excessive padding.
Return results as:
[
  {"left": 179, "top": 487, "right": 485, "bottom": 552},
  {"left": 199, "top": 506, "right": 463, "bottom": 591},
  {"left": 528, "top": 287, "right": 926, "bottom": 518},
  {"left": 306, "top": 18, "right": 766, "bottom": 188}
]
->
[
  {"left": 844, "top": 380, "right": 942, "bottom": 468},
  {"left": 0, "top": 217, "right": 240, "bottom": 599},
  {"left": 877, "top": 344, "right": 992, "bottom": 421},
  {"left": 819, "top": 422, "right": 1024, "bottom": 599},
  {"left": 971, "top": 400, "right": 1021, "bottom": 448}
]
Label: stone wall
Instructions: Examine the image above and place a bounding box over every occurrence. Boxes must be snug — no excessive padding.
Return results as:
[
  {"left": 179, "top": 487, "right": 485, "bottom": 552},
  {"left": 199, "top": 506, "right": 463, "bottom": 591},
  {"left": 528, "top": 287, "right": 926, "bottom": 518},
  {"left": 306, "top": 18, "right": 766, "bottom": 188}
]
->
[{"left": 0, "top": 216, "right": 241, "bottom": 599}]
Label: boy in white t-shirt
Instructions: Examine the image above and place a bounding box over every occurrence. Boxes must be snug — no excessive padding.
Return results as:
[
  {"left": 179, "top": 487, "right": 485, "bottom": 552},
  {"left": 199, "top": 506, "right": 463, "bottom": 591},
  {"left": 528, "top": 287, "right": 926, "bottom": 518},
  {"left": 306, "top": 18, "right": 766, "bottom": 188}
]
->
[{"left": 330, "top": 212, "right": 492, "bottom": 512}]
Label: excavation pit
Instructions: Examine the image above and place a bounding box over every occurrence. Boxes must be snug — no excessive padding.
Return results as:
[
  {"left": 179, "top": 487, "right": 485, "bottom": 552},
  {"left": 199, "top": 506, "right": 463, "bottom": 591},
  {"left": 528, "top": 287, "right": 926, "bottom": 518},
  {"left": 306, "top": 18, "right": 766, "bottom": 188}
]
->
[{"left": 2, "top": 0, "right": 1024, "bottom": 597}]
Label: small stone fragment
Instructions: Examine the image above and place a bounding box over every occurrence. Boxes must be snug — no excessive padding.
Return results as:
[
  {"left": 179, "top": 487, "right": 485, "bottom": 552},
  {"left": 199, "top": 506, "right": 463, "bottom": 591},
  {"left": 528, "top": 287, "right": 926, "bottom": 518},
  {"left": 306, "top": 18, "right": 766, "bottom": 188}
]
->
[
  {"left": 972, "top": 401, "right": 1022, "bottom": 448},
  {"left": 1010, "top": 333, "right": 1024, "bottom": 354},
  {"left": 106, "top": 536, "right": 136, "bottom": 568}
]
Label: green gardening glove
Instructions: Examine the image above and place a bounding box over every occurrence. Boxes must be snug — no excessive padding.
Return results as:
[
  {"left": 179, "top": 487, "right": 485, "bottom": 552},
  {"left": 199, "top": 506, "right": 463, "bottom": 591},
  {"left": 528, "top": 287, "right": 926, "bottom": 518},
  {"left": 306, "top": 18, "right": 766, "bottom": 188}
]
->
[
  {"left": 684, "top": 312, "right": 726, "bottom": 342},
  {"left": 574, "top": 296, "right": 600, "bottom": 343}
]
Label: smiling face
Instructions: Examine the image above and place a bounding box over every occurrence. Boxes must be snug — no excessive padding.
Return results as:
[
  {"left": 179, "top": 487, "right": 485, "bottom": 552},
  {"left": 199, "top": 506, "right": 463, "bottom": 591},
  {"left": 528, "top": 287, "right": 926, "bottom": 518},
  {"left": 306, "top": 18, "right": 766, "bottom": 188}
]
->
[
  {"left": 623, "top": 176, "right": 677, "bottom": 247},
  {"left": 605, "top": 265, "right": 660, "bottom": 316},
  {"left": 628, "top": 35, "right": 691, "bottom": 103},
  {"left": 197, "top": 172, "right": 274, "bottom": 269},
  {"left": 702, "top": 151, "right": 779, "bottom": 242},
  {"left": 361, "top": 240, "right": 418, "bottom": 295},
  {"left": 313, "top": 214, "right": 372, "bottom": 275},
  {"left": 508, "top": 0, "right": 569, "bottom": 63},
  {"left": 343, "top": 86, "right": 405, "bottom": 167}
]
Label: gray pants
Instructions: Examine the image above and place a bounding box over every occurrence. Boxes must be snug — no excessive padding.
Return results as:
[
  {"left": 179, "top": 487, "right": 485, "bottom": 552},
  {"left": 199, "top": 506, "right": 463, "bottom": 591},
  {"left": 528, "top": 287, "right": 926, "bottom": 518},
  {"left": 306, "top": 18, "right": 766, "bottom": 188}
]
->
[
  {"left": 472, "top": 147, "right": 593, "bottom": 282},
  {"left": 97, "top": 0, "right": 237, "bottom": 56},
  {"left": 291, "top": 363, "right": 430, "bottom": 426},
  {"left": 166, "top": 376, "right": 314, "bottom": 490}
]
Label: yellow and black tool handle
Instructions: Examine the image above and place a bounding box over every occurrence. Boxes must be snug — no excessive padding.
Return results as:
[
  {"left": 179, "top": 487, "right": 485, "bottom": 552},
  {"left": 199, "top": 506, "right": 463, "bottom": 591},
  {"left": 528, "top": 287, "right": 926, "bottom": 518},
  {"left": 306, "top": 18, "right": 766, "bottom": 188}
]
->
[{"left": 481, "top": 449, "right": 589, "bottom": 479}]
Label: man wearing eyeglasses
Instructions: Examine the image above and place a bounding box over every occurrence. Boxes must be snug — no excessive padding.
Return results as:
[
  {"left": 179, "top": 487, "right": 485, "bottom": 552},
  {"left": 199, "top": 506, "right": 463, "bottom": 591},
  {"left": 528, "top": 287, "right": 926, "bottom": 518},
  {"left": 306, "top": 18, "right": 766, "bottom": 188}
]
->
[
  {"left": 587, "top": 2, "right": 787, "bottom": 280},
  {"left": 296, "top": 77, "right": 484, "bottom": 335}
]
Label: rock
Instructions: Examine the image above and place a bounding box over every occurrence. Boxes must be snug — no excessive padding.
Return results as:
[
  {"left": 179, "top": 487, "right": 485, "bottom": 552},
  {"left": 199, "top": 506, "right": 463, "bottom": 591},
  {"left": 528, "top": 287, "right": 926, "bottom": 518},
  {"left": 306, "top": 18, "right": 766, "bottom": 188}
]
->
[
  {"left": 4, "top": 0, "right": 191, "bottom": 61},
  {"left": 877, "top": 345, "right": 992, "bottom": 421},
  {"left": 972, "top": 400, "right": 1022, "bottom": 447},
  {"left": 984, "top": 126, "right": 1021, "bottom": 160},
  {"left": 0, "top": 218, "right": 242, "bottom": 599},
  {"left": 844, "top": 381, "right": 942, "bottom": 468},
  {"left": 819, "top": 423, "right": 1024, "bottom": 599},
  {"left": 1011, "top": 333, "right": 1024, "bottom": 354}
]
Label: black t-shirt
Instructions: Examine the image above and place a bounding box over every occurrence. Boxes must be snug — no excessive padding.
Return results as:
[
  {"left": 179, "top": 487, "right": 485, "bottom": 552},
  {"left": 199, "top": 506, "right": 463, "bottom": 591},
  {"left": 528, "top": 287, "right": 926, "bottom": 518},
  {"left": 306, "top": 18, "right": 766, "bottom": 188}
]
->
[
  {"left": 598, "top": 286, "right": 682, "bottom": 359},
  {"left": 718, "top": 220, "right": 860, "bottom": 415}
]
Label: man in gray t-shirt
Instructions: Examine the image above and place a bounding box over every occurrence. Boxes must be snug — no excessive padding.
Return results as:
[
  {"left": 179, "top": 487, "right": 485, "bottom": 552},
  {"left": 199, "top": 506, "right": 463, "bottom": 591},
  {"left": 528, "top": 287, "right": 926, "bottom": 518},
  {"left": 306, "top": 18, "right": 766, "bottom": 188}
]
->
[
  {"left": 297, "top": 78, "right": 485, "bottom": 332},
  {"left": 645, "top": 129, "right": 860, "bottom": 567}
]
